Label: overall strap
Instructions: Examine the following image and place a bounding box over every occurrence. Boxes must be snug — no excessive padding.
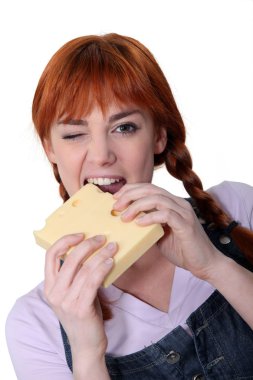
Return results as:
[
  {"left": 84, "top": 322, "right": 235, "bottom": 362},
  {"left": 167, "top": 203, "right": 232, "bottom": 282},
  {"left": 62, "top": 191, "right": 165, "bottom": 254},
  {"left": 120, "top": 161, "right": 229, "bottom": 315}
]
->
[
  {"left": 186, "top": 197, "right": 253, "bottom": 272},
  {"left": 60, "top": 323, "right": 73, "bottom": 372}
]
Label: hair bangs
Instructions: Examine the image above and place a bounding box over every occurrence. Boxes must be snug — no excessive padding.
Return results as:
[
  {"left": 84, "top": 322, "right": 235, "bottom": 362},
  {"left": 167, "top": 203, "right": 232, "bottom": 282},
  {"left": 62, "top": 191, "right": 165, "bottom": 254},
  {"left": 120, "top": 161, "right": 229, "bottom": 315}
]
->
[
  {"left": 56, "top": 45, "right": 159, "bottom": 124},
  {"left": 33, "top": 34, "right": 173, "bottom": 141}
]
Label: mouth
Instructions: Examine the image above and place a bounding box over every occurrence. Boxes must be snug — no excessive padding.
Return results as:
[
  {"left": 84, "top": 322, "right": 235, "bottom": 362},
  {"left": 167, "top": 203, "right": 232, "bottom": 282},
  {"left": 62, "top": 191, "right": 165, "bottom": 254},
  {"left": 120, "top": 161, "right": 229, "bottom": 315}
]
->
[{"left": 84, "top": 177, "right": 126, "bottom": 194}]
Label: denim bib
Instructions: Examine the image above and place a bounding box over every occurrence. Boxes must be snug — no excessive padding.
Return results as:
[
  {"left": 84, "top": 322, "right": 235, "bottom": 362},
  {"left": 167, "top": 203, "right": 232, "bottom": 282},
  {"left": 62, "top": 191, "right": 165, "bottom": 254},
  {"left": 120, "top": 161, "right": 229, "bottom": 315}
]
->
[{"left": 60, "top": 203, "right": 253, "bottom": 379}]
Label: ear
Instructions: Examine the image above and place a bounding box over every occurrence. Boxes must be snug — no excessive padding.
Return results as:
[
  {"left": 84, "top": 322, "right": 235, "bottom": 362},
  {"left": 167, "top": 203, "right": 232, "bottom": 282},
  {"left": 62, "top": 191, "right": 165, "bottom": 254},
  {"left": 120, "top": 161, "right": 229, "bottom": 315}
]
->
[
  {"left": 43, "top": 138, "right": 57, "bottom": 164},
  {"left": 154, "top": 127, "right": 167, "bottom": 154}
]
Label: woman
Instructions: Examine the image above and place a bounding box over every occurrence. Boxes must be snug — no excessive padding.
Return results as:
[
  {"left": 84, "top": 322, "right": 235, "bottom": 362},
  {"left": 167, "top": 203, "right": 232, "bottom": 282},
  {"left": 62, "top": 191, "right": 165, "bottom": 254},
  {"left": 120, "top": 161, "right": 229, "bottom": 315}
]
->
[{"left": 6, "top": 33, "right": 253, "bottom": 380}]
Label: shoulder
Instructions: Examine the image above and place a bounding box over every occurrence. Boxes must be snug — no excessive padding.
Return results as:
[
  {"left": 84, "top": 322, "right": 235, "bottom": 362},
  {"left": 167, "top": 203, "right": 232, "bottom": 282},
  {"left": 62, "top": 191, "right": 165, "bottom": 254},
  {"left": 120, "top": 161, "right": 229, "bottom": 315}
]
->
[
  {"left": 207, "top": 181, "right": 253, "bottom": 229},
  {"left": 6, "top": 282, "right": 56, "bottom": 334},
  {"left": 6, "top": 282, "right": 69, "bottom": 379}
]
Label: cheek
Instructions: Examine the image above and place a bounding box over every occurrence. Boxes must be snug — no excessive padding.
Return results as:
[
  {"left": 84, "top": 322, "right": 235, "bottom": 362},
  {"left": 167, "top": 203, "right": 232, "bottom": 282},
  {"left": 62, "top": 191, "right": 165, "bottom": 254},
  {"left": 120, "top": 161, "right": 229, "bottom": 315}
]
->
[
  {"left": 55, "top": 150, "right": 83, "bottom": 192},
  {"left": 141, "top": 154, "right": 155, "bottom": 174},
  {"left": 127, "top": 142, "right": 155, "bottom": 179},
  {"left": 55, "top": 144, "right": 83, "bottom": 170},
  {"left": 56, "top": 152, "right": 74, "bottom": 173}
]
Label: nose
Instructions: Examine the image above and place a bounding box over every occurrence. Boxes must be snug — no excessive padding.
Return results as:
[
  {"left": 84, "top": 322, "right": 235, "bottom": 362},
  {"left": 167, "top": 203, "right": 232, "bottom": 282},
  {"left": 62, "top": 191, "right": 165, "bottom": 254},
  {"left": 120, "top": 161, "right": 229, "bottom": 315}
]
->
[{"left": 86, "top": 135, "right": 116, "bottom": 166}]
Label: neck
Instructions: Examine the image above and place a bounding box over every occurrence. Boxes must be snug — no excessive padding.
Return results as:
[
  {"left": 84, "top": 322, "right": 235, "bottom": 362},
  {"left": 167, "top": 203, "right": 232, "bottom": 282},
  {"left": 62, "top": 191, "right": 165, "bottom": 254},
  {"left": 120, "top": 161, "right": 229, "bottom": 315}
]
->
[
  {"left": 113, "top": 244, "right": 175, "bottom": 312},
  {"left": 114, "top": 244, "right": 173, "bottom": 286}
]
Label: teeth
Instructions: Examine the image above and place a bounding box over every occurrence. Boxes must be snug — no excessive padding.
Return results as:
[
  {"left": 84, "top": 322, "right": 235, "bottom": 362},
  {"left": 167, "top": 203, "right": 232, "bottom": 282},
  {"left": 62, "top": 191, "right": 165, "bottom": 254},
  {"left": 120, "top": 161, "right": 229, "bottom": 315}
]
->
[{"left": 87, "top": 178, "right": 120, "bottom": 186}]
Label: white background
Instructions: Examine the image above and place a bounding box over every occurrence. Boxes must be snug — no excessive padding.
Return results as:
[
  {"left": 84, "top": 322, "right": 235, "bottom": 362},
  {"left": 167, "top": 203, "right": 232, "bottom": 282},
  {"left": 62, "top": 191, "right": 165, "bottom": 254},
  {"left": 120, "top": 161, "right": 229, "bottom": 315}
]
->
[{"left": 1, "top": 0, "right": 252, "bottom": 378}]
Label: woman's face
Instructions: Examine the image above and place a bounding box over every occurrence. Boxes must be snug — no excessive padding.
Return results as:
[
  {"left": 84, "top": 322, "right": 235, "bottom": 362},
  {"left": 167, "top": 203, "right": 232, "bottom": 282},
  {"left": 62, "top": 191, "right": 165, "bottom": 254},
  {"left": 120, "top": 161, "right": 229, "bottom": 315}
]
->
[{"left": 44, "top": 102, "right": 167, "bottom": 196}]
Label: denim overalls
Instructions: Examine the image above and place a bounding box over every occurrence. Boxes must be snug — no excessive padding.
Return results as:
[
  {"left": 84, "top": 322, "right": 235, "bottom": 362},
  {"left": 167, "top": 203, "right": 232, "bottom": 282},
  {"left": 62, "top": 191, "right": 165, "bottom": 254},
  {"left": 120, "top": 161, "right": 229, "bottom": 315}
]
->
[{"left": 60, "top": 202, "right": 253, "bottom": 379}]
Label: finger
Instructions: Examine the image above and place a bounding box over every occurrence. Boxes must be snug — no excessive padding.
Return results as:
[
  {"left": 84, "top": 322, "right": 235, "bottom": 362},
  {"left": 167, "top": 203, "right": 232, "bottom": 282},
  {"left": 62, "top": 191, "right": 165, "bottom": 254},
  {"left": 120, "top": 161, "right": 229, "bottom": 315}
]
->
[
  {"left": 79, "top": 242, "right": 117, "bottom": 307},
  {"left": 44, "top": 233, "right": 84, "bottom": 293},
  {"left": 63, "top": 242, "right": 118, "bottom": 307},
  {"left": 52, "top": 235, "right": 106, "bottom": 292},
  {"left": 135, "top": 209, "right": 184, "bottom": 230},
  {"left": 119, "top": 194, "right": 187, "bottom": 222},
  {"left": 113, "top": 183, "right": 183, "bottom": 211},
  {"left": 113, "top": 183, "right": 143, "bottom": 199},
  {"left": 136, "top": 207, "right": 198, "bottom": 234},
  {"left": 112, "top": 183, "right": 145, "bottom": 211}
]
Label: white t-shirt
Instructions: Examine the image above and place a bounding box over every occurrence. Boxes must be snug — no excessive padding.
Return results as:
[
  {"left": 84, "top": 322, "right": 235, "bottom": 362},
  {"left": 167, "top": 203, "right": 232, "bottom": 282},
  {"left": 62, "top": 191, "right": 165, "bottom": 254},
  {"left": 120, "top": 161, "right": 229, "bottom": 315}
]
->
[{"left": 5, "top": 181, "right": 253, "bottom": 380}]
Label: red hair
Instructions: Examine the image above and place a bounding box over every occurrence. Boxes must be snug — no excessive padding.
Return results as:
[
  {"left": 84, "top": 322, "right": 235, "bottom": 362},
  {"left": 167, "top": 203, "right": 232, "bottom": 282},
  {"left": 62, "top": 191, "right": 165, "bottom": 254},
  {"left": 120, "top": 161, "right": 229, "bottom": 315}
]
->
[
  {"left": 33, "top": 34, "right": 181, "bottom": 140},
  {"left": 32, "top": 33, "right": 253, "bottom": 318}
]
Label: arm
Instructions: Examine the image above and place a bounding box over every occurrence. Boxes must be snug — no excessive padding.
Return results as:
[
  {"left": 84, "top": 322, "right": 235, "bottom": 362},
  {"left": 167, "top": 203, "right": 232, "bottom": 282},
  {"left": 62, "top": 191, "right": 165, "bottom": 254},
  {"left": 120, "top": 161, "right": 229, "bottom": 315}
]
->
[
  {"left": 6, "top": 263, "right": 112, "bottom": 380},
  {"left": 73, "top": 354, "right": 110, "bottom": 380},
  {"left": 113, "top": 183, "right": 253, "bottom": 329},
  {"left": 44, "top": 234, "right": 117, "bottom": 379},
  {"left": 205, "top": 252, "right": 253, "bottom": 329}
]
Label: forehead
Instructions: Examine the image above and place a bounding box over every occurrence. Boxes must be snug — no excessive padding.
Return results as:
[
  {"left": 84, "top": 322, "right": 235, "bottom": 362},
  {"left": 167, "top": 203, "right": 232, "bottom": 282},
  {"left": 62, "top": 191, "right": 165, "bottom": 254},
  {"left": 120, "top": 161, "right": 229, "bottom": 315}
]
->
[{"left": 59, "top": 101, "right": 152, "bottom": 124}]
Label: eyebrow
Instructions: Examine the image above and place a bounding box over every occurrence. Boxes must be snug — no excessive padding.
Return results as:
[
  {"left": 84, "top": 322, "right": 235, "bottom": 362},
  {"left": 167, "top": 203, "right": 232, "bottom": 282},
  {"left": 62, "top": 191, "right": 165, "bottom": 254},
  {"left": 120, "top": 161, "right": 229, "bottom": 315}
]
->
[
  {"left": 108, "top": 109, "right": 142, "bottom": 123},
  {"left": 57, "top": 119, "right": 88, "bottom": 126},
  {"left": 57, "top": 109, "right": 143, "bottom": 126}
]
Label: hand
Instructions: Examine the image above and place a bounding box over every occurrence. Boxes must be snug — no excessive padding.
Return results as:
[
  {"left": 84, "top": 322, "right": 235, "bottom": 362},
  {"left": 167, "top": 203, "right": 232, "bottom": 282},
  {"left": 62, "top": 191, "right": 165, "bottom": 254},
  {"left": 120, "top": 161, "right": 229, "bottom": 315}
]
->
[
  {"left": 44, "top": 234, "right": 117, "bottom": 359},
  {"left": 113, "top": 183, "right": 221, "bottom": 280}
]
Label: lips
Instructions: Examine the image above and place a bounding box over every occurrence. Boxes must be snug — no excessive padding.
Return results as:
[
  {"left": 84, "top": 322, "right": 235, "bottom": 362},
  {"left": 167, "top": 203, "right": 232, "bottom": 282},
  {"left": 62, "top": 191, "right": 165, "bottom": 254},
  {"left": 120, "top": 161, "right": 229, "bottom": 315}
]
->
[{"left": 84, "top": 177, "right": 126, "bottom": 194}]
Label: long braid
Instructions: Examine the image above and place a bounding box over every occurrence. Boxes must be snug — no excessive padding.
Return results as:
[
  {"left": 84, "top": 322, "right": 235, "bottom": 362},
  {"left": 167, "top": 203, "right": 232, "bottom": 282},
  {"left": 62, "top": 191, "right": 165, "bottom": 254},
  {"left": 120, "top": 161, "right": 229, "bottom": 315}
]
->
[
  {"left": 165, "top": 141, "right": 230, "bottom": 227},
  {"left": 164, "top": 139, "right": 253, "bottom": 264},
  {"left": 52, "top": 164, "right": 69, "bottom": 202}
]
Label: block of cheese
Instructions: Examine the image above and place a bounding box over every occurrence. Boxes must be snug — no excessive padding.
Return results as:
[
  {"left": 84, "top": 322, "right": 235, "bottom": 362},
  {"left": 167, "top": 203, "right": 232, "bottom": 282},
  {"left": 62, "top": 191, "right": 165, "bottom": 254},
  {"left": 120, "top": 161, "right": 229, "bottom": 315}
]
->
[{"left": 34, "top": 184, "right": 164, "bottom": 287}]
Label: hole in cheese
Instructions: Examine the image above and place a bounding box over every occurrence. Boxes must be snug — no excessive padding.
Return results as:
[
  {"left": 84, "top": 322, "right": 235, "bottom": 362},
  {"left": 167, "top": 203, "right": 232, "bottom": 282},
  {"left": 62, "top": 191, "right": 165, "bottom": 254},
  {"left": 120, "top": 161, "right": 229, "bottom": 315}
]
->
[
  {"left": 72, "top": 199, "right": 80, "bottom": 207},
  {"left": 111, "top": 210, "right": 121, "bottom": 217}
]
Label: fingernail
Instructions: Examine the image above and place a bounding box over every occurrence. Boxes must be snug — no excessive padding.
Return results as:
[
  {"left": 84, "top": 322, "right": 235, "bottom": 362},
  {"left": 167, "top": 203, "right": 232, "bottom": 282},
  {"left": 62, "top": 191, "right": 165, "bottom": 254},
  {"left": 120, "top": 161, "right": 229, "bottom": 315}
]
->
[
  {"left": 94, "top": 235, "right": 105, "bottom": 242},
  {"left": 121, "top": 210, "right": 130, "bottom": 221},
  {"left": 112, "top": 200, "right": 120, "bottom": 209},
  {"left": 107, "top": 242, "right": 117, "bottom": 250}
]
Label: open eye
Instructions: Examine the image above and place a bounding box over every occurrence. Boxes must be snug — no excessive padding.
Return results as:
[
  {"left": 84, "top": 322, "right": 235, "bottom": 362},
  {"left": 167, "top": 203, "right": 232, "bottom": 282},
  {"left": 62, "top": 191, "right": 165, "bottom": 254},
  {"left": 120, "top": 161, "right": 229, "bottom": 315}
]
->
[{"left": 114, "top": 123, "right": 139, "bottom": 135}]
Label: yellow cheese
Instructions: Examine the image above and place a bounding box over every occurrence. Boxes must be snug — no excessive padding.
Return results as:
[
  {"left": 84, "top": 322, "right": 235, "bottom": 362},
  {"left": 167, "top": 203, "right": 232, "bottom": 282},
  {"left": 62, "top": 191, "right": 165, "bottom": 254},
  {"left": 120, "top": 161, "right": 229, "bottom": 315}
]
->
[{"left": 34, "top": 184, "right": 164, "bottom": 287}]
